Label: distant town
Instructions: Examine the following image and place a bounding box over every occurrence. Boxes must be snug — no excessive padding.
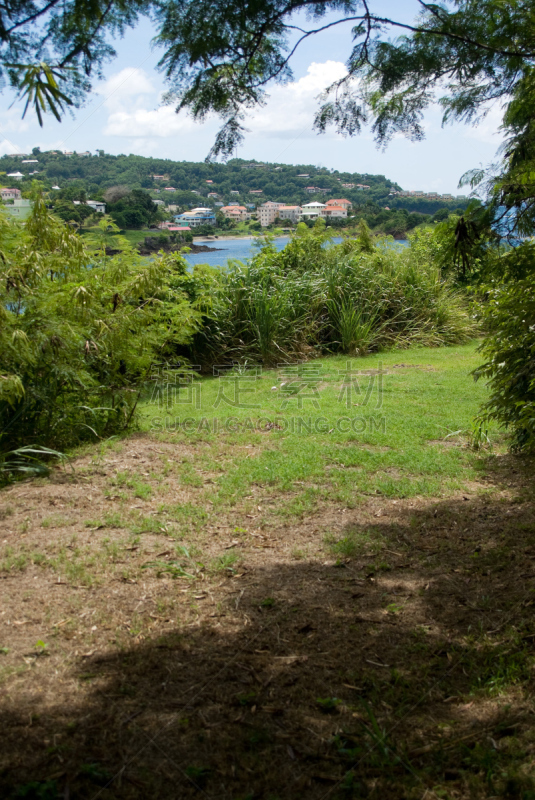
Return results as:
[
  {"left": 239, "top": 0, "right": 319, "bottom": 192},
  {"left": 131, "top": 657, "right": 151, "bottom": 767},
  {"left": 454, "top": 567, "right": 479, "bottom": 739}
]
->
[{"left": 0, "top": 151, "right": 470, "bottom": 236}]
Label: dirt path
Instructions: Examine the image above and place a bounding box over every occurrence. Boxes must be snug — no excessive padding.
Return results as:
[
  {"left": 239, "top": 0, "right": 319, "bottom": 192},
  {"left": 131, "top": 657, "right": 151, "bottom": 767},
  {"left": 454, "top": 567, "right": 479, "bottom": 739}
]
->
[{"left": 1, "top": 434, "right": 535, "bottom": 798}]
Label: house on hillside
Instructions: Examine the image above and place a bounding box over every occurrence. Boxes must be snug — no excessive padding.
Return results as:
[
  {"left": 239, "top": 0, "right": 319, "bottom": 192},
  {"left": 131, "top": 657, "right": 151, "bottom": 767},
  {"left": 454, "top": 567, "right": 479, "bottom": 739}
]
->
[
  {"left": 326, "top": 198, "right": 352, "bottom": 211},
  {"left": 300, "top": 201, "right": 326, "bottom": 220},
  {"left": 277, "top": 206, "right": 302, "bottom": 224},
  {"left": 86, "top": 200, "right": 106, "bottom": 213},
  {"left": 323, "top": 205, "right": 347, "bottom": 219},
  {"left": 7, "top": 172, "right": 23, "bottom": 180},
  {"left": 230, "top": 190, "right": 240, "bottom": 195},
  {"left": 4, "top": 198, "right": 32, "bottom": 219},
  {"left": 220, "top": 205, "right": 250, "bottom": 222},
  {"left": 258, "top": 201, "right": 282, "bottom": 226},
  {"left": 0, "top": 187, "right": 22, "bottom": 201},
  {"left": 175, "top": 208, "right": 216, "bottom": 227}
]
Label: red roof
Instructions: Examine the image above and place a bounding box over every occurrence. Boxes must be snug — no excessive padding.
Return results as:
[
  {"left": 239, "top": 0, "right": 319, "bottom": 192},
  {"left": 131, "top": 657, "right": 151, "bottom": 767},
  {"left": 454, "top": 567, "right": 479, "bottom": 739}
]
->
[{"left": 326, "top": 198, "right": 350, "bottom": 205}]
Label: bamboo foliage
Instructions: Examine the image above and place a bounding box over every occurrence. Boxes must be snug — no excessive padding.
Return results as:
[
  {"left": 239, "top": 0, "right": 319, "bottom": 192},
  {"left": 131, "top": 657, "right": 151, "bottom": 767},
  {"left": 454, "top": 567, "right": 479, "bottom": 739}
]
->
[{"left": 0, "top": 186, "right": 206, "bottom": 453}]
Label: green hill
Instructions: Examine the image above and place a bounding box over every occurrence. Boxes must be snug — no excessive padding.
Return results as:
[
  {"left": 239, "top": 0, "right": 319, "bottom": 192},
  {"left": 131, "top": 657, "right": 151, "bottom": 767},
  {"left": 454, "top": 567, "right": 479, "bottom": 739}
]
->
[{"left": 0, "top": 151, "right": 468, "bottom": 215}]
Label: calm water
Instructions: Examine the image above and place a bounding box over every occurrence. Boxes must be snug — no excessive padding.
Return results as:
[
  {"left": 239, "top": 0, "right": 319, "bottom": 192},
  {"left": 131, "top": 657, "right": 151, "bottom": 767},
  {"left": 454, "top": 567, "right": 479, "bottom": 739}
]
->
[
  {"left": 183, "top": 236, "right": 408, "bottom": 269},
  {"left": 183, "top": 236, "right": 290, "bottom": 268}
]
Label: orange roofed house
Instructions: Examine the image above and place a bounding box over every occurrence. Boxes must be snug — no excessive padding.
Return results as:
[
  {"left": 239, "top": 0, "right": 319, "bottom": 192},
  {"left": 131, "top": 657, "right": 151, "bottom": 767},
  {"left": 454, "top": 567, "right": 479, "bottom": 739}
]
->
[
  {"left": 220, "top": 205, "right": 251, "bottom": 222},
  {"left": 326, "top": 199, "right": 352, "bottom": 210}
]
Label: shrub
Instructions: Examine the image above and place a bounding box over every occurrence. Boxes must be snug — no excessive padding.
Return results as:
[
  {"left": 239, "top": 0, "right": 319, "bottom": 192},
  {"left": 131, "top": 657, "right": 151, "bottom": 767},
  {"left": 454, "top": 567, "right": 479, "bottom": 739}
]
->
[
  {"left": 0, "top": 186, "right": 205, "bottom": 456},
  {"left": 474, "top": 266, "right": 535, "bottom": 452},
  {"left": 190, "top": 220, "right": 476, "bottom": 365}
]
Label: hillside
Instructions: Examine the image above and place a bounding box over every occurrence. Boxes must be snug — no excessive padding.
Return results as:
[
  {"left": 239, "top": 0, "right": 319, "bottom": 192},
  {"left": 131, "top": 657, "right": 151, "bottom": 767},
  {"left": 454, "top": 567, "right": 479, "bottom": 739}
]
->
[{"left": 0, "top": 151, "right": 468, "bottom": 215}]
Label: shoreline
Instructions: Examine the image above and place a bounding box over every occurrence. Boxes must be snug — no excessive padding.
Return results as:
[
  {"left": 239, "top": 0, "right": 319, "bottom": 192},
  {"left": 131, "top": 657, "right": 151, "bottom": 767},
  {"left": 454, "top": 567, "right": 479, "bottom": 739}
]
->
[{"left": 192, "top": 234, "right": 288, "bottom": 243}]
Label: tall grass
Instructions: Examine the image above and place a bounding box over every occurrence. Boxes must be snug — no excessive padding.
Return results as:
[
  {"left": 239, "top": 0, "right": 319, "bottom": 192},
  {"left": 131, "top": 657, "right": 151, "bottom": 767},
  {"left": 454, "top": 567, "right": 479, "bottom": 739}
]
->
[{"left": 190, "top": 222, "right": 477, "bottom": 365}]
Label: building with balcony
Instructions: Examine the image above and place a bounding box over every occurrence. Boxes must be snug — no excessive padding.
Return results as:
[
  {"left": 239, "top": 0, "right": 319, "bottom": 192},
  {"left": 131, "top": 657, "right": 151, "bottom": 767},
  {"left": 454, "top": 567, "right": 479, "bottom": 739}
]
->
[
  {"left": 175, "top": 208, "right": 216, "bottom": 227},
  {"left": 277, "top": 206, "right": 302, "bottom": 224},
  {"left": 300, "top": 202, "right": 326, "bottom": 219}
]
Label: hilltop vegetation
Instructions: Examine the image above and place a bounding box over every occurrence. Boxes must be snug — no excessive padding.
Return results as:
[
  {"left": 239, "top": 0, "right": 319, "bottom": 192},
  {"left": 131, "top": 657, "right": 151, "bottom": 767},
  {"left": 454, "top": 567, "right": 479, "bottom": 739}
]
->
[{"left": 1, "top": 151, "right": 468, "bottom": 215}]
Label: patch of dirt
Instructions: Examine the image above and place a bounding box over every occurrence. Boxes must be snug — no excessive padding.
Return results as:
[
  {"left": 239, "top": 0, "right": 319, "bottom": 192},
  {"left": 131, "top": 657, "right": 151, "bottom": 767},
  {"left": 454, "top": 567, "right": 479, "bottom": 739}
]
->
[{"left": 1, "top": 437, "right": 534, "bottom": 799}]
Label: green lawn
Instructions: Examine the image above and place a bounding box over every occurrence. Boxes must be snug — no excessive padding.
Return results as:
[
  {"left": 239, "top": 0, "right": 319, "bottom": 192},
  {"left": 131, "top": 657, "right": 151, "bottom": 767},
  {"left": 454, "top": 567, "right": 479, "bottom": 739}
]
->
[
  {"left": 4, "top": 340, "right": 535, "bottom": 800},
  {"left": 141, "top": 340, "right": 499, "bottom": 509}
]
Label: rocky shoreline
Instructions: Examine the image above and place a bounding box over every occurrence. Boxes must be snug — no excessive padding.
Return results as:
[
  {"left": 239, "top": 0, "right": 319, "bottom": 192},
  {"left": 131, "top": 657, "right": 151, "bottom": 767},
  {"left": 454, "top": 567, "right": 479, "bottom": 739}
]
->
[{"left": 136, "top": 241, "right": 223, "bottom": 256}]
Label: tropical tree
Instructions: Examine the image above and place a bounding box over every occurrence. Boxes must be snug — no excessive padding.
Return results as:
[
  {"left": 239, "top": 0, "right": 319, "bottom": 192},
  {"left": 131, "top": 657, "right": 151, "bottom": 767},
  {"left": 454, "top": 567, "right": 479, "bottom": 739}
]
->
[{"left": 0, "top": 184, "right": 206, "bottom": 464}]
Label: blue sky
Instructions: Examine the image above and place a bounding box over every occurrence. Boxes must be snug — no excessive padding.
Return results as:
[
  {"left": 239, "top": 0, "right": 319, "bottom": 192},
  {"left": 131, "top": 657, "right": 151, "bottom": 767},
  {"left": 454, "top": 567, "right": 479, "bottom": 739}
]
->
[{"left": 0, "top": 1, "right": 504, "bottom": 193}]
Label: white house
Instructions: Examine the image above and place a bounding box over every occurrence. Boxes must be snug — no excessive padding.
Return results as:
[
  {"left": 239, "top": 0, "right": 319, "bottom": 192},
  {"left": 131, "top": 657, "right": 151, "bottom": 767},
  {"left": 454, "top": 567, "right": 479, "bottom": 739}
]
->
[
  {"left": 7, "top": 172, "right": 23, "bottom": 180},
  {"left": 277, "top": 206, "right": 302, "bottom": 224},
  {"left": 86, "top": 200, "right": 106, "bottom": 213},
  {"left": 300, "top": 201, "right": 326, "bottom": 219},
  {"left": 4, "top": 198, "right": 32, "bottom": 219},
  {"left": 323, "top": 205, "right": 347, "bottom": 219}
]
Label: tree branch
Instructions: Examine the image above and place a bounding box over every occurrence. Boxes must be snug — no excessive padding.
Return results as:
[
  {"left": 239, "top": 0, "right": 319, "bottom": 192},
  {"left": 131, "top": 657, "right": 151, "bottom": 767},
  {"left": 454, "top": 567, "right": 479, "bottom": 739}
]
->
[{"left": 4, "top": 0, "right": 63, "bottom": 35}]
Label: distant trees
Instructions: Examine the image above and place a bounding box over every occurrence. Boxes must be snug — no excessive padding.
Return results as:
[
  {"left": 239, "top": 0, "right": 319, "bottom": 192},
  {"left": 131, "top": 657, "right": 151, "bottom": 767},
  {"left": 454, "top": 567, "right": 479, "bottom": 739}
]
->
[
  {"left": 105, "top": 189, "right": 159, "bottom": 230},
  {"left": 103, "top": 185, "right": 131, "bottom": 204},
  {"left": 53, "top": 201, "right": 93, "bottom": 225}
]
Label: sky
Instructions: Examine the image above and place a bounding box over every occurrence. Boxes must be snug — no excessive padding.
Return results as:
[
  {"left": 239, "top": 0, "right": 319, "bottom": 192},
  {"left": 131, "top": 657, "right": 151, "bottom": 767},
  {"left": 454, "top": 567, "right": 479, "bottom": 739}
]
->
[{"left": 0, "top": 1, "right": 504, "bottom": 194}]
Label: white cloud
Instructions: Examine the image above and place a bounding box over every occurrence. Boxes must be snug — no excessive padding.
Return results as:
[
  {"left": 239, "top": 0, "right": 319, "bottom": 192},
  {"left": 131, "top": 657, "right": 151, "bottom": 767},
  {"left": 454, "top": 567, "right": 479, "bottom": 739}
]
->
[
  {"left": 98, "top": 68, "right": 156, "bottom": 111},
  {"left": 246, "top": 60, "right": 349, "bottom": 139},
  {"left": 0, "top": 107, "right": 31, "bottom": 143},
  {"left": 104, "top": 105, "right": 200, "bottom": 138},
  {"left": 101, "top": 61, "right": 351, "bottom": 141}
]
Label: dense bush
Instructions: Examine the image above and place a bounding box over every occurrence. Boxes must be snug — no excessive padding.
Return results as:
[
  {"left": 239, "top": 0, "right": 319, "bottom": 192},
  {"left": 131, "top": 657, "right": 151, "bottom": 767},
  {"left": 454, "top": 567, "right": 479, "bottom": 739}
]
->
[
  {"left": 0, "top": 189, "right": 204, "bottom": 461},
  {"left": 190, "top": 220, "right": 476, "bottom": 365},
  {"left": 474, "top": 245, "right": 535, "bottom": 452}
]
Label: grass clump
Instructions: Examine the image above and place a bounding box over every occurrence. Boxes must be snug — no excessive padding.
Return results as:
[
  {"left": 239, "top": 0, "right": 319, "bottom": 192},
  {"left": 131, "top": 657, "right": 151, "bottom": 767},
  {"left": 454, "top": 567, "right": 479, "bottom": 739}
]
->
[
  {"left": 325, "top": 528, "right": 384, "bottom": 558},
  {"left": 211, "top": 551, "right": 241, "bottom": 573},
  {"left": 192, "top": 220, "right": 476, "bottom": 366}
]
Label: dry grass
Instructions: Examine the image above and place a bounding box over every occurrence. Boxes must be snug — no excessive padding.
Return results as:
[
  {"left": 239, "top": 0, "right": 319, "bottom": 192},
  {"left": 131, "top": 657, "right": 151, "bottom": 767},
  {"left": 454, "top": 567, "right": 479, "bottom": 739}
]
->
[{"left": 1, "top": 431, "right": 535, "bottom": 798}]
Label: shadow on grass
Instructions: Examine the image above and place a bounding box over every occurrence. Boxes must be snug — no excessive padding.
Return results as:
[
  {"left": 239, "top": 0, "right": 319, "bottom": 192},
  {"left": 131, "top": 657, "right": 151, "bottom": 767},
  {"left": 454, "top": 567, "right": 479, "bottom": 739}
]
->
[{"left": 2, "top": 455, "right": 535, "bottom": 799}]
